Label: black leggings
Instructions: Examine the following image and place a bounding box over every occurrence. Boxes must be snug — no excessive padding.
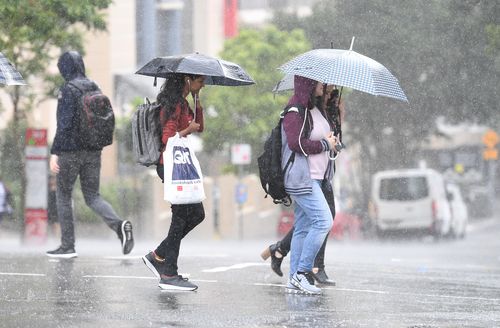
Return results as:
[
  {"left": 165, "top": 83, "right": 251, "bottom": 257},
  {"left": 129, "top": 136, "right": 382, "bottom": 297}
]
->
[
  {"left": 155, "top": 203, "right": 205, "bottom": 276},
  {"left": 154, "top": 164, "right": 205, "bottom": 276},
  {"left": 279, "top": 180, "right": 336, "bottom": 270}
]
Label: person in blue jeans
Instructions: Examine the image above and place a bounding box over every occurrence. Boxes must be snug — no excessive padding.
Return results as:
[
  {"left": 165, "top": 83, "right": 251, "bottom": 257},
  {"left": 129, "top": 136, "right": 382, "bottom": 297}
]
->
[
  {"left": 280, "top": 75, "right": 338, "bottom": 294},
  {"left": 262, "top": 84, "right": 344, "bottom": 286}
]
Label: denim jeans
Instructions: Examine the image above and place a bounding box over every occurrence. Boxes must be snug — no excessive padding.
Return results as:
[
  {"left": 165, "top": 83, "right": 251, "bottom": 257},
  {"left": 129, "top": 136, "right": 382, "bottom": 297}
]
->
[
  {"left": 56, "top": 151, "right": 123, "bottom": 249},
  {"left": 289, "top": 180, "right": 333, "bottom": 278},
  {"left": 276, "top": 179, "right": 335, "bottom": 269}
]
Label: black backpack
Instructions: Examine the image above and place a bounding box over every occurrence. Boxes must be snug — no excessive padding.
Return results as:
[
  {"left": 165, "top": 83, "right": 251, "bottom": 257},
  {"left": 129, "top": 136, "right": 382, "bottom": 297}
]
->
[
  {"left": 257, "top": 107, "right": 300, "bottom": 206},
  {"left": 69, "top": 81, "right": 115, "bottom": 149}
]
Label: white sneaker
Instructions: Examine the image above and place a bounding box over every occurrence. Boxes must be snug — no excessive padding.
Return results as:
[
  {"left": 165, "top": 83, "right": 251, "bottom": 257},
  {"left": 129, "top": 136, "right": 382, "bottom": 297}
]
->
[
  {"left": 286, "top": 281, "right": 301, "bottom": 294},
  {"left": 291, "top": 272, "right": 322, "bottom": 295}
]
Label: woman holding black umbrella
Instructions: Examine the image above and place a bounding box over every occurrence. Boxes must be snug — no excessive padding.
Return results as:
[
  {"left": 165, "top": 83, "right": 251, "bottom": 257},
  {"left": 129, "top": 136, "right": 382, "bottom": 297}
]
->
[{"left": 142, "top": 73, "right": 206, "bottom": 291}]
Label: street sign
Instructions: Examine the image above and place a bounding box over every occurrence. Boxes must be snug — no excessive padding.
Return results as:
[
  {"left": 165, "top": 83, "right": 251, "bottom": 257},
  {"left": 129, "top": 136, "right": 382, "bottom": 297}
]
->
[
  {"left": 482, "top": 130, "right": 499, "bottom": 148},
  {"left": 25, "top": 128, "right": 48, "bottom": 244},
  {"left": 483, "top": 148, "right": 498, "bottom": 161},
  {"left": 235, "top": 183, "right": 248, "bottom": 204},
  {"left": 231, "top": 144, "right": 251, "bottom": 165}
]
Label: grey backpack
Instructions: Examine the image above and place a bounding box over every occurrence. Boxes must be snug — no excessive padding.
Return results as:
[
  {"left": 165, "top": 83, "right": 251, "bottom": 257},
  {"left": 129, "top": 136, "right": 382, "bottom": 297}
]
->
[{"left": 132, "top": 98, "right": 162, "bottom": 166}]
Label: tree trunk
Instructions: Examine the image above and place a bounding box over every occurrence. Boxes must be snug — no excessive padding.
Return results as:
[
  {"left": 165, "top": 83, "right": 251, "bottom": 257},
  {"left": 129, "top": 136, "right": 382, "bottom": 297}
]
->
[{"left": 12, "top": 85, "right": 27, "bottom": 241}]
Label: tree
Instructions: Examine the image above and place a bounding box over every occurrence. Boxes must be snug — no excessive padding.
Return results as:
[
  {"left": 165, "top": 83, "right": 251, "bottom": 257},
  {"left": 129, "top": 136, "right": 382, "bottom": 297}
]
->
[
  {"left": 271, "top": 0, "right": 500, "bottom": 215},
  {"left": 201, "top": 26, "right": 310, "bottom": 171},
  {"left": 0, "top": 0, "right": 112, "bottom": 228}
]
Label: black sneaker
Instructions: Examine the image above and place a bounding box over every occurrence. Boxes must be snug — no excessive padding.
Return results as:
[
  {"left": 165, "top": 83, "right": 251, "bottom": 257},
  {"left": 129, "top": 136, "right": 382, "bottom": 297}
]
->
[
  {"left": 158, "top": 275, "right": 198, "bottom": 291},
  {"left": 118, "top": 220, "right": 134, "bottom": 255},
  {"left": 142, "top": 251, "right": 164, "bottom": 279},
  {"left": 46, "top": 246, "right": 78, "bottom": 259},
  {"left": 312, "top": 269, "right": 336, "bottom": 286}
]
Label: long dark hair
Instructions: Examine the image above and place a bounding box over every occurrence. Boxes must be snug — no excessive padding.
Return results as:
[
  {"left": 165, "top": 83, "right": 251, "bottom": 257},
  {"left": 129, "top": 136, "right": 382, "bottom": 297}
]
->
[
  {"left": 157, "top": 74, "right": 186, "bottom": 125},
  {"left": 157, "top": 74, "right": 202, "bottom": 125}
]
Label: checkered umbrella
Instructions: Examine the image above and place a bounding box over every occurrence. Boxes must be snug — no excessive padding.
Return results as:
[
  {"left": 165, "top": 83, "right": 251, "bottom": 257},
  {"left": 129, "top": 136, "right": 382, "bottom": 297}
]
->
[
  {"left": 0, "top": 52, "right": 26, "bottom": 86},
  {"left": 278, "top": 48, "right": 408, "bottom": 102}
]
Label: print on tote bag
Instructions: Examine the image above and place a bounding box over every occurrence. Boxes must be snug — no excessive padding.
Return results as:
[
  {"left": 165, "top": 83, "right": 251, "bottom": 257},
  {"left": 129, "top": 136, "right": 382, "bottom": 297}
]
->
[
  {"left": 164, "top": 133, "right": 205, "bottom": 204},
  {"left": 172, "top": 146, "right": 201, "bottom": 181}
]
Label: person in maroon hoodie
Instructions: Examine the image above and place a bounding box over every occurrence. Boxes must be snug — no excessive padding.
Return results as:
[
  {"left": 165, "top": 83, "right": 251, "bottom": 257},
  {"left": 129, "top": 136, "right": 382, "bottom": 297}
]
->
[
  {"left": 261, "top": 85, "right": 345, "bottom": 286},
  {"left": 270, "top": 76, "right": 340, "bottom": 294},
  {"left": 142, "top": 73, "right": 206, "bottom": 291}
]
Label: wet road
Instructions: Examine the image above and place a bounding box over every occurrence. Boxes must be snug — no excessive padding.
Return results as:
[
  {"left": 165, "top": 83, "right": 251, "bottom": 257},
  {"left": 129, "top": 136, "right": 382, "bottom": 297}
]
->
[{"left": 1, "top": 218, "right": 499, "bottom": 328}]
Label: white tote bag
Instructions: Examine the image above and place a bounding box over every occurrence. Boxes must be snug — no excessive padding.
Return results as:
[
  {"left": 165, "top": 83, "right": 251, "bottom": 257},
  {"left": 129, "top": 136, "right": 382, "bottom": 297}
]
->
[{"left": 163, "top": 133, "right": 206, "bottom": 204}]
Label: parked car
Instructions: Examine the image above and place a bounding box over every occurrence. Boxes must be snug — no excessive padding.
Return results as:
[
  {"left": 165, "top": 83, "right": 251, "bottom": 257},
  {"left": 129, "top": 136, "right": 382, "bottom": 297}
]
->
[
  {"left": 369, "top": 168, "right": 452, "bottom": 238},
  {"left": 446, "top": 183, "right": 468, "bottom": 238}
]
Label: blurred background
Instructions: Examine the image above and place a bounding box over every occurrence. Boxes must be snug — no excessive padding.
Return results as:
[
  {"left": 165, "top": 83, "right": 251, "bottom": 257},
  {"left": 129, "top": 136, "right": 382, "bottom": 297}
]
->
[{"left": 0, "top": 0, "right": 498, "bottom": 243}]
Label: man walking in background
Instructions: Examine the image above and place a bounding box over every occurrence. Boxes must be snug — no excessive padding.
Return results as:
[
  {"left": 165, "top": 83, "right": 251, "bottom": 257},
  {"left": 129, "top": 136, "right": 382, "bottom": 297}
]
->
[{"left": 47, "top": 50, "right": 134, "bottom": 258}]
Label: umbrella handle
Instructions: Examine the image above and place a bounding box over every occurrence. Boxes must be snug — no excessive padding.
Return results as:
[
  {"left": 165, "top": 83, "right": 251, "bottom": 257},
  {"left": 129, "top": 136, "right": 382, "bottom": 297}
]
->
[
  {"left": 329, "top": 150, "right": 340, "bottom": 161},
  {"left": 193, "top": 93, "right": 197, "bottom": 121}
]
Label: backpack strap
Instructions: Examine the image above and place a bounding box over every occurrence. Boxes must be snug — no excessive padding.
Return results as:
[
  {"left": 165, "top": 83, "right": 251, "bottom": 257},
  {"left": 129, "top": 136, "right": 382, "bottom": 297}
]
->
[
  {"left": 67, "top": 81, "right": 84, "bottom": 97},
  {"left": 67, "top": 80, "right": 99, "bottom": 95}
]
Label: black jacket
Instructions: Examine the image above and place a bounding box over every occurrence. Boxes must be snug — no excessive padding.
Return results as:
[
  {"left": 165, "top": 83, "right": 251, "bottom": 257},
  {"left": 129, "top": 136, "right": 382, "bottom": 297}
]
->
[{"left": 50, "top": 51, "right": 100, "bottom": 154}]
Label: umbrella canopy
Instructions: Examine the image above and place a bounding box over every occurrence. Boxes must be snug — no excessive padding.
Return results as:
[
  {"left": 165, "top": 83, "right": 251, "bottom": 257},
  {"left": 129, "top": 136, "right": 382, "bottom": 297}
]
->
[
  {"left": 0, "top": 52, "right": 26, "bottom": 86},
  {"left": 278, "top": 48, "right": 407, "bottom": 102},
  {"left": 272, "top": 73, "right": 294, "bottom": 93},
  {"left": 136, "top": 53, "right": 255, "bottom": 86}
]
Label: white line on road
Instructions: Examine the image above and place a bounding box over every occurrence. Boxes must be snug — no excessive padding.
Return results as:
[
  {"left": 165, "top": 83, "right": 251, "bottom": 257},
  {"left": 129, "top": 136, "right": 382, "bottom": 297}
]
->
[
  {"left": 82, "top": 274, "right": 217, "bottom": 283},
  {"left": 0, "top": 272, "right": 45, "bottom": 277},
  {"left": 253, "top": 283, "right": 500, "bottom": 301},
  {"left": 83, "top": 275, "right": 156, "bottom": 280},
  {"left": 254, "top": 283, "right": 388, "bottom": 294},
  {"left": 336, "top": 287, "right": 389, "bottom": 294},
  {"left": 103, "top": 256, "right": 144, "bottom": 260},
  {"left": 253, "top": 282, "right": 286, "bottom": 288},
  {"left": 202, "top": 262, "right": 268, "bottom": 273}
]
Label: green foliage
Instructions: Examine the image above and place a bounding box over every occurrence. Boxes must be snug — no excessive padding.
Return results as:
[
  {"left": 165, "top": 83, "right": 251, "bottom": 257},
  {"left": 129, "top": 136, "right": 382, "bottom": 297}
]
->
[
  {"left": 485, "top": 24, "right": 500, "bottom": 61},
  {"left": 202, "top": 26, "right": 311, "bottom": 164},
  {"left": 0, "top": 1, "right": 112, "bottom": 227},
  {"left": 272, "top": 0, "right": 500, "bottom": 212},
  {"left": 0, "top": 0, "right": 111, "bottom": 95}
]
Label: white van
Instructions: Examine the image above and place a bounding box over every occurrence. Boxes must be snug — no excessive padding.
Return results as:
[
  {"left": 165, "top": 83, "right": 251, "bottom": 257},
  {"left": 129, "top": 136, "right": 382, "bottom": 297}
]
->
[{"left": 370, "top": 168, "right": 452, "bottom": 238}]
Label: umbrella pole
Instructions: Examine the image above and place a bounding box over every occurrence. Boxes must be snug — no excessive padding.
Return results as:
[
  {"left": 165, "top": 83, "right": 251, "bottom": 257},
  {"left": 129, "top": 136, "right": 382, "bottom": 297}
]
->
[
  {"left": 337, "top": 87, "right": 343, "bottom": 143},
  {"left": 193, "top": 93, "right": 197, "bottom": 121}
]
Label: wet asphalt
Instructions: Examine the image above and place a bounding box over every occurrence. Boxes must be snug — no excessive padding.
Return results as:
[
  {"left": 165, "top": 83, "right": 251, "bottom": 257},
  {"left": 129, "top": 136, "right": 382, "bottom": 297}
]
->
[{"left": 0, "top": 218, "right": 499, "bottom": 328}]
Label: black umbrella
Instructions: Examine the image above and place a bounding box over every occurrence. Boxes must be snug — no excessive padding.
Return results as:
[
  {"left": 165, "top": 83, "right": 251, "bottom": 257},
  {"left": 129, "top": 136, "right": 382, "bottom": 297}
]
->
[{"left": 136, "top": 52, "right": 255, "bottom": 86}]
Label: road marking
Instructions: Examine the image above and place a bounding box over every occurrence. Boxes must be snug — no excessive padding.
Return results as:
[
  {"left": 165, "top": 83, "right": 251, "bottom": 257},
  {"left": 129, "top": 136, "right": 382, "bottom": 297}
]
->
[
  {"left": 254, "top": 283, "right": 500, "bottom": 301},
  {"left": 103, "top": 255, "right": 143, "bottom": 260},
  {"left": 202, "top": 262, "right": 268, "bottom": 273},
  {"left": 412, "top": 293, "right": 500, "bottom": 302},
  {"left": 103, "top": 254, "right": 229, "bottom": 260},
  {"left": 336, "top": 287, "right": 389, "bottom": 294},
  {"left": 0, "top": 272, "right": 45, "bottom": 277},
  {"left": 253, "top": 282, "right": 286, "bottom": 287},
  {"left": 82, "top": 274, "right": 217, "bottom": 283},
  {"left": 83, "top": 275, "right": 156, "bottom": 280}
]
